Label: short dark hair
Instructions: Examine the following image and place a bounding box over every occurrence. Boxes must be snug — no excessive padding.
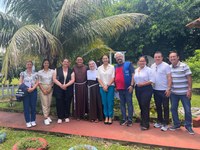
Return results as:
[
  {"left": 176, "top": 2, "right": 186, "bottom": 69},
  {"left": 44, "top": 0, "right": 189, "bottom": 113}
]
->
[
  {"left": 154, "top": 51, "right": 163, "bottom": 57},
  {"left": 76, "top": 56, "right": 83, "bottom": 60},
  {"left": 169, "top": 50, "right": 179, "bottom": 57}
]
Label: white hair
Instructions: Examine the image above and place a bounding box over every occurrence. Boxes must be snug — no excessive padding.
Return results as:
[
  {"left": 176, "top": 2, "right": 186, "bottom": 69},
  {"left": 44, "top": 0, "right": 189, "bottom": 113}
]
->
[{"left": 114, "top": 52, "right": 124, "bottom": 58}]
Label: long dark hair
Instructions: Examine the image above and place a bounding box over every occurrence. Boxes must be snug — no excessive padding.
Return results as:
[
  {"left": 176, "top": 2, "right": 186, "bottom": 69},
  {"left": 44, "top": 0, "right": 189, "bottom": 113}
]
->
[{"left": 41, "top": 59, "right": 50, "bottom": 69}]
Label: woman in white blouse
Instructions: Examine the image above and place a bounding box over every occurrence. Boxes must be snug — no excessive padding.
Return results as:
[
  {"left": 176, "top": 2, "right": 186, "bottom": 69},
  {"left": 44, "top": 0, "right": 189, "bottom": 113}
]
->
[
  {"left": 38, "top": 59, "right": 54, "bottom": 125},
  {"left": 97, "top": 55, "right": 115, "bottom": 125},
  {"left": 134, "top": 56, "right": 154, "bottom": 130}
]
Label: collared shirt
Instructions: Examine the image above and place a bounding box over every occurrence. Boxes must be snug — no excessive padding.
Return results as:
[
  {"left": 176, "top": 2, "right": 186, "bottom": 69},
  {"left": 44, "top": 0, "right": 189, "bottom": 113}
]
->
[
  {"left": 151, "top": 62, "right": 171, "bottom": 90},
  {"left": 97, "top": 64, "right": 115, "bottom": 86},
  {"left": 170, "top": 61, "right": 192, "bottom": 95},
  {"left": 87, "top": 70, "right": 97, "bottom": 81},
  {"left": 38, "top": 69, "right": 54, "bottom": 84},
  {"left": 134, "top": 66, "right": 154, "bottom": 85},
  {"left": 20, "top": 70, "right": 38, "bottom": 88}
]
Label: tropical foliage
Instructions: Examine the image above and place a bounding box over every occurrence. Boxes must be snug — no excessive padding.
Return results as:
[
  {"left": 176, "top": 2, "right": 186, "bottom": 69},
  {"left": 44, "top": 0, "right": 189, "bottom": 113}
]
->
[
  {"left": 0, "top": 0, "right": 148, "bottom": 81},
  {"left": 186, "top": 49, "right": 200, "bottom": 82},
  {"left": 103, "top": 0, "right": 200, "bottom": 62}
]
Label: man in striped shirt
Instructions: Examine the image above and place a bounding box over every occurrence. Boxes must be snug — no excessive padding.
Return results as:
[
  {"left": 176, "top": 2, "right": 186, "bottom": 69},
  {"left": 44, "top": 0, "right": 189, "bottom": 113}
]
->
[{"left": 169, "top": 51, "right": 194, "bottom": 135}]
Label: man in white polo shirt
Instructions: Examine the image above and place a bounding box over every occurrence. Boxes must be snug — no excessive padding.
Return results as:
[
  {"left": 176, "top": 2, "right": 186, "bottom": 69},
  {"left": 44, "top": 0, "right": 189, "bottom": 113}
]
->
[
  {"left": 169, "top": 51, "right": 194, "bottom": 135},
  {"left": 151, "top": 51, "right": 172, "bottom": 131}
]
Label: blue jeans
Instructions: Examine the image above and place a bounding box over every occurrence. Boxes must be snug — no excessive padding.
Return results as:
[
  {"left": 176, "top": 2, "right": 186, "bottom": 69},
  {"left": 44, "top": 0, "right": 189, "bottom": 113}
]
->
[
  {"left": 23, "top": 90, "right": 37, "bottom": 123},
  {"left": 100, "top": 86, "right": 114, "bottom": 117},
  {"left": 170, "top": 93, "right": 192, "bottom": 128},
  {"left": 118, "top": 90, "right": 133, "bottom": 121}
]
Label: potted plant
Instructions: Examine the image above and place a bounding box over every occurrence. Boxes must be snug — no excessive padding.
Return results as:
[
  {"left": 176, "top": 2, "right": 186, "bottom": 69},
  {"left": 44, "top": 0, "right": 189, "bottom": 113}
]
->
[{"left": 12, "top": 137, "right": 48, "bottom": 150}]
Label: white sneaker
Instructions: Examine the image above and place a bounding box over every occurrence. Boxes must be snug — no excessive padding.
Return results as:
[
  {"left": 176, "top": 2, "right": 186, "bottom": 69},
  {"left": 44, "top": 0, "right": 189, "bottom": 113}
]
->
[
  {"left": 65, "top": 118, "right": 70, "bottom": 123},
  {"left": 47, "top": 117, "right": 52, "bottom": 123},
  {"left": 31, "top": 121, "right": 36, "bottom": 127},
  {"left": 161, "top": 125, "right": 168, "bottom": 131},
  {"left": 154, "top": 123, "right": 162, "bottom": 128},
  {"left": 44, "top": 119, "right": 50, "bottom": 125},
  {"left": 57, "top": 119, "right": 62, "bottom": 124},
  {"left": 26, "top": 122, "right": 32, "bottom": 128}
]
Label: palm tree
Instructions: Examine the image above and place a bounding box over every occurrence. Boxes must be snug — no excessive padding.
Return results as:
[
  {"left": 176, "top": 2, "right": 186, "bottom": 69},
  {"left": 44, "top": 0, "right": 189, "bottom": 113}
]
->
[{"left": 0, "top": 0, "right": 147, "bottom": 81}]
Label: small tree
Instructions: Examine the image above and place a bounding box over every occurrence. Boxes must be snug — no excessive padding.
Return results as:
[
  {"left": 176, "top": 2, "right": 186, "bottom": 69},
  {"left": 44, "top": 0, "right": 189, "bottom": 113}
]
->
[{"left": 186, "top": 49, "right": 200, "bottom": 82}]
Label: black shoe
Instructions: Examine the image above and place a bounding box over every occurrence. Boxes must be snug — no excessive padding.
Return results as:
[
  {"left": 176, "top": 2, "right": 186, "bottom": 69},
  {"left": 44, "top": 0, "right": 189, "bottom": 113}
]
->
[
  {"left": 108, "top": 121, "right": 112, "bottom": 125},
  {"left": 120, "top": 120, "right": 127, "bottom": 126},
  {"left": 169, "top": 125, "right": 181, "bottom": 131},
  {"left": 127, "top": 120, "right": 133, "bottom": 127},
  {"left": 185, "top": 126, "right": 195, "bottom": 135}
]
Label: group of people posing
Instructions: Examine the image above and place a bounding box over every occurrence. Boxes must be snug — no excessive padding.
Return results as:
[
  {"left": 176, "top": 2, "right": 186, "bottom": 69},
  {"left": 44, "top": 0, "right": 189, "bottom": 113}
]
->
[{"left": 19, "top": 50, "right": 194, "bottom": 135}]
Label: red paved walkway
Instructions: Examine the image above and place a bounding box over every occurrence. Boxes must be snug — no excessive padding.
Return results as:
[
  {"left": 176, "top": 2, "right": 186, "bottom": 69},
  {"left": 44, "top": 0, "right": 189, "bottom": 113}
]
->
[{"left": 0, "top": 111, "right": 200, "bottom": 149}]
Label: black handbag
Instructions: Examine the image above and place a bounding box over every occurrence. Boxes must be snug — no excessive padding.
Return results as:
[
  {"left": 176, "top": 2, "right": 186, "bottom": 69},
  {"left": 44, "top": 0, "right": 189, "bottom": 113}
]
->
[{"left": 15, "top": 83, "right": 28, "bottom": 102}]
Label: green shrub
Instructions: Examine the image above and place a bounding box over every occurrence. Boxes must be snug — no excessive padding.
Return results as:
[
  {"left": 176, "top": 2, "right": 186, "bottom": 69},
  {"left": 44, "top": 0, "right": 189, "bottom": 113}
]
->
[
  {"left": 17, "top": 138, "right": 43, "bottom": 150},
  {"left": 186, "top": 49, "right": 200, "bottom": 82}
]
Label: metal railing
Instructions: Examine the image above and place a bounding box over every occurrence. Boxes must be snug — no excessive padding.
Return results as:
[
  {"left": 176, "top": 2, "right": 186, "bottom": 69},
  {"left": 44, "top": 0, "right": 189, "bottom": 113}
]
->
[{"left": 0, "top": 84, "right": 18, "bottom": 100}]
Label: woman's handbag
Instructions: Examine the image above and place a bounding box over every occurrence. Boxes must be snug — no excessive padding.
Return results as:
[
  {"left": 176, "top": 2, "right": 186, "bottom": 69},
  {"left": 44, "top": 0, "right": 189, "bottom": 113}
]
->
[{"left": 15, "top": 83, "right": 28, "bottom": 102}]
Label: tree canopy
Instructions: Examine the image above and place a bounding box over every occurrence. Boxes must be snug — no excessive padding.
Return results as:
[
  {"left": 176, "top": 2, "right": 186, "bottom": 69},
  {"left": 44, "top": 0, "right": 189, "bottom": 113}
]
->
[
  {"left": 103, "top": 0, "right": 200, "bottom": 62},
  {"left": 0, "top": 0, "right": 147, "bottom": 81}
]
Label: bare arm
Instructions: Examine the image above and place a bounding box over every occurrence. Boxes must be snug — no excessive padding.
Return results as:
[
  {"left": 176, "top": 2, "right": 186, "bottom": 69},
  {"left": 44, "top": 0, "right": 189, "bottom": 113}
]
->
[
  {"left": 64, "top": 72, "right": 75, "bottom": 88},
  {"left": 127, "top": 73, "right": 135, "bottom": 93},
  {"left": 53, "top": 69, "right": 62, "bottom": 87},
  {"left": 186, "top": 74, "right": 192, "bottom": 99},
  {"left": 53, "top": 69, "right": 65, "bottom": 90},
  {"left": 19, "top": 76, "right": 23, "bottom": 85},
  {"left": 27, "top": 80, "right": 38, "bottom": 93},
  {"left": 165, "top": 73, "right": 172, "bottom": 97},
  {"left": 98, "top": 78, "right": 108, "bottom": 92}
]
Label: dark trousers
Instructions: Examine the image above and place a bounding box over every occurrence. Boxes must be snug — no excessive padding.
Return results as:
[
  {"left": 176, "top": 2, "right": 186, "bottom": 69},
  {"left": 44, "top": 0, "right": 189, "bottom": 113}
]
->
[
  {"left": 135, "top": 85, "right": 152, "bottom": 128},
  {"left": 56, "top": 91, "right": 72, "bottom": 119},
  {"left": 23, "top": 90, "right": 37, "bottom": 123},
  {"left": 153, "top": 90, "right": 169, "bottom": 125}
]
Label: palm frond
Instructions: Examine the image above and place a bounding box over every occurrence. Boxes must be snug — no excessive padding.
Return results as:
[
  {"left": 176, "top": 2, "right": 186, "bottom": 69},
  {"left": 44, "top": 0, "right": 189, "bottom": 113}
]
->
[
  {"left": 0, "top": 11, "right": 21, "bottom": 47},
  {"left": 51, "top": 0, "right": 102, "bottom": 36},
  {"left": 4, "top": 0, "right": 57, "bottom": 28},
  {"left": 63, "top": 13, "right": 148, "bottom": 50},
  {"left": 1, "top": 24, "right": 63, "bottom": 80}
]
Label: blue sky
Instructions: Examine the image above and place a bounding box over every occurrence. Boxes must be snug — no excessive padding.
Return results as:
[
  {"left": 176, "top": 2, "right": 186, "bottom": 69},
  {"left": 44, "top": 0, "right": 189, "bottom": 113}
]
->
[{"left": 0, "top": 1, "right": 5, "bottom": 12}]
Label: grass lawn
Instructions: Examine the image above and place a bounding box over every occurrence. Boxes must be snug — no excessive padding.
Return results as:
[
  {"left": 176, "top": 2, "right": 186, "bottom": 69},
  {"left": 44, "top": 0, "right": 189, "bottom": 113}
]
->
[{"left": 0, "top": 128, "right": 156, "bottom": 150}]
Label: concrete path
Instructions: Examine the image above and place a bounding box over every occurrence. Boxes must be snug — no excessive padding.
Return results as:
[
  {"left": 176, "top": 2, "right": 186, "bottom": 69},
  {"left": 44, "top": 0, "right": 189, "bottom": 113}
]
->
[{"left": 0, "top": 111, "right": 200, "bottom": 149}]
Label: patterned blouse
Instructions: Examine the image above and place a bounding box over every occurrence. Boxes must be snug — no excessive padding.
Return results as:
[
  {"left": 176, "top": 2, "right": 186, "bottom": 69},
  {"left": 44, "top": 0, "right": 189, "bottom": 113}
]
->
[{"left": 20, "top": 70, "right": 38, "bottom": 88}]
